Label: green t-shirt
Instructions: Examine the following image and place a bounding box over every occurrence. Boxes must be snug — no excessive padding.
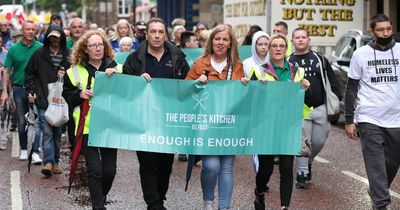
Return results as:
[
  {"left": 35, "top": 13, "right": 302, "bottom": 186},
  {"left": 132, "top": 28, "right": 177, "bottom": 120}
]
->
[
  {"left": 272, "top": 60, "right": 291, "bottom": 82},
  {"left": 67, "top": 37, "right": 75, "bottom": 49},
  {"left": 4, "top": 40, "right": 42, "bottom": 86}
]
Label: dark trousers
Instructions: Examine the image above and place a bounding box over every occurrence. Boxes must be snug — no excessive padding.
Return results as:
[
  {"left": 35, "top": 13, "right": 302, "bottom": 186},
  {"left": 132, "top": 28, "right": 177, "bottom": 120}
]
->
[
  {"left": 359, "top": 123, "right": 400, "bottom": 209},
  {"left": 82, "top": 135, "right": 117, "bottom": 210},
  {"left": 256, "top": 155, "right": 294, "bottom": 207},
  {"left": 137, "top": 151, "right": 174, "bottom": 210}
]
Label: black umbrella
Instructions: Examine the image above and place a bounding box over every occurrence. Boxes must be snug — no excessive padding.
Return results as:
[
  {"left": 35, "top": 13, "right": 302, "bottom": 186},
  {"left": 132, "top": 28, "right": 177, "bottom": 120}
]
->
[{"left": 185, "top": 154, "right": 196, "bottom": 191}]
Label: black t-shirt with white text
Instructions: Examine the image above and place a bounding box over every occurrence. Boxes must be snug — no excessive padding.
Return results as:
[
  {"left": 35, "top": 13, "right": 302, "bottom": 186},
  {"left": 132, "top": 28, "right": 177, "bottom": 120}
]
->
[{"left": 289, "top": 51, "right": 325, "bottom": 108}]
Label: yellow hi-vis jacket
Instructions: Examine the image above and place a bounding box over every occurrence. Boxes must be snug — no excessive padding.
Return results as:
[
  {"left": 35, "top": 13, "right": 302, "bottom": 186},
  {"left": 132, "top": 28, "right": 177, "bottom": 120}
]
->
[
  {"left": 248, "top": 61, "right": 313, "bottom": 118},
  {"left": 66, "top": 63, "right": 122, "bottom": 134}
]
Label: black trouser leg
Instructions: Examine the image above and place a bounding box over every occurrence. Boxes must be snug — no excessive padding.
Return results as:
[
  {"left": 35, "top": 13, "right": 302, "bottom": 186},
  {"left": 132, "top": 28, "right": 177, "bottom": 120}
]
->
[{"left": 82, "top": 135, "right": 117, "bottom": 210}]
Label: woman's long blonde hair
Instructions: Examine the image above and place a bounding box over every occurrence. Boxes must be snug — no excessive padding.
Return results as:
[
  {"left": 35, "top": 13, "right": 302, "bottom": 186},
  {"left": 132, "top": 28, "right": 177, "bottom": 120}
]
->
[
  {"left": 71, "top": 31, "right": 114, "bottom": 66},
  {"left": 110, "top": 19, "right": 134, "bottom": 41},
  {"left": 203, "top": 24, "right": 240, "bottom": 65}
]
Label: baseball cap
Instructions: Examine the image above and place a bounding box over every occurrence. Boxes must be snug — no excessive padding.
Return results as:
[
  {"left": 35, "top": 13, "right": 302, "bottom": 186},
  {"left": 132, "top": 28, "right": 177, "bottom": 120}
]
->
[
  {"left": 136, "top": 21, "right": 146, "bottom": 30},
  {"left": 48, "top": 30, "right": 61, "bottom": 38},
  {"left": 11, "top": 30, "right": 23, "bottom": 37}
]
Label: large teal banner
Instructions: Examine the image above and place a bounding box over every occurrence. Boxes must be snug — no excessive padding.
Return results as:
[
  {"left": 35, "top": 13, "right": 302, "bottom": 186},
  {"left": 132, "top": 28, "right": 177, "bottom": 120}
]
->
[{"left": 88, "top": 72, "right": 305, "bottom": 155}]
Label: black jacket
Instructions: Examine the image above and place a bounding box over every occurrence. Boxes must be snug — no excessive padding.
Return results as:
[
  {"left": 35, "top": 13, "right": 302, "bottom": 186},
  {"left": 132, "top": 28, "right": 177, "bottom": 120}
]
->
[
  {"left": 63, "top": 58, "right": 118, "bottom": 111},
  {"left": 122, "top": 40, "right": 190, "bottom": 79},
  {"left": 25, "top": 24, "right": 70, "bottom": 110}
]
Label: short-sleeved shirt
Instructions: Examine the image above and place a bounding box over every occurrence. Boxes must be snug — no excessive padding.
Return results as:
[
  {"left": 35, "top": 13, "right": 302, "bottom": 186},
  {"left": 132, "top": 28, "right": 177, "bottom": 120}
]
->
[
  {"left": 272, "top": 60, "right": 291, "bottom": 82},
  {"left": 145, "top": 46, "right": 174, "bottom": 79},
  {"left": 4, "top": 40, "right": 42, "bottom": 86}
]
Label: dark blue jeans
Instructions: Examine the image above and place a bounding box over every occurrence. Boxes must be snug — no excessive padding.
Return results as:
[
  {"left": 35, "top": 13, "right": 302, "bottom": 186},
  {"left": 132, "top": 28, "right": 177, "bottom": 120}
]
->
[{"left": 38, "top": 108, "right": 62, "bottom": 164}]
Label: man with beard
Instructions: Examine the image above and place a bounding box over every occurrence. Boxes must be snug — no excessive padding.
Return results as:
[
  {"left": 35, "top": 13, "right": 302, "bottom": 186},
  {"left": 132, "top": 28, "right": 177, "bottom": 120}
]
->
[
  {"left": 345, "top": 14, "right": 400, "bottom": 210},
  {"left": 25, "top": 24, "right": 70, "bottom": 177}
]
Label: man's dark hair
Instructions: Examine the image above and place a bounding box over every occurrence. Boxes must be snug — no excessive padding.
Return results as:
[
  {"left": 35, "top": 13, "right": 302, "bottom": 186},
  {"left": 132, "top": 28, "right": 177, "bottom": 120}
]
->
[
  {"left": 292, "top": 27, "right": 309, "bottom": 38},
  {"left": 146, "top": 17, "right": 167, "bottom": 33},
  {"left": 370, "top": 14, "right": 392, "bottom": 30},
  {"left": 275, "top": 21, "right": 288, "bottom": 30},
  {"left": 180, "top": 31, "right": 196, "bottom": 48}
]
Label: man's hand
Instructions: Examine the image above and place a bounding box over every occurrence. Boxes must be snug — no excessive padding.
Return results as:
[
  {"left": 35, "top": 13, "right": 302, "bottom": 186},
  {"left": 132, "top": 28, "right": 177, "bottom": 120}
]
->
[
  {"left": 345, "top": 123, "right": 359, "bottom": 140},
  {"left": 80, "top": 89, "right": 94, "bottom": 99},
  {"left": 58, "top": 69, "right": 65, "bottom": 78},
  {"left": 0, "top": 91, "right": 8, "bottom": 106},
  {"left": 141, "top": 73, "right": 152, "bottom": 82},
  {"left": 28, "top": 93, "right": 36, "bottom": 103}
]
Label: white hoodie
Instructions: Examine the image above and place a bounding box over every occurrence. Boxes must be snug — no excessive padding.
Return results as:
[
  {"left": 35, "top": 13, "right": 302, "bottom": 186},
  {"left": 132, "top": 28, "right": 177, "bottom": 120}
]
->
[{"left": 243, "top": 31, "right": 270, "bottom": 78}]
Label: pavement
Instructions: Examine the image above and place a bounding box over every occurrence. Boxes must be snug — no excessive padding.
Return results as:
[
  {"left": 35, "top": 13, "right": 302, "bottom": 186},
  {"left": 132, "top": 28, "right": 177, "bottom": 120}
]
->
[{"left": 1, "top": 119, "right": 400, "bottom": 210}]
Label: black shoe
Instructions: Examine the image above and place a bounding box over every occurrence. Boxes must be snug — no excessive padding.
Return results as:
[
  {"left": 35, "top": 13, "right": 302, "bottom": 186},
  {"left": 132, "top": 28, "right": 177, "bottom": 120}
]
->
[
  {"left": 178, "top": 154, "right": 187, "bottom": 161},
  {"left": 10, "top": 124, "right": 16, "bottom": 132},
  {"left": 296, "top": 173, "right": 306, "bottom": 189},
  {"left": 281, "top": 206, "right": 289, "bottom": 210},
  {"left": 254, "top": 189, "right": 265, "bottom": 210},
  {"left": 307, "top": 163, "right": 312, "bottom": 181},
  {"left": 264, "top": 185, "right": 270, "bottom": 192}
]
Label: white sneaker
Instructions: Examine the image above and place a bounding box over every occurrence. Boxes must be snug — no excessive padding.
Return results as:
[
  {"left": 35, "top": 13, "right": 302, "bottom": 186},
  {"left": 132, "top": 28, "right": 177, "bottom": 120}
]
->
[
  {"left": 32, "top": 152, "right": 42, "bottom": 164},
  {"left": 19, "top": 150, "right": 28, "bottom": 160},
  {"left": 202, "top": 201, "right": 213, "bottom": 210},
  {"left": 0, "top": 141, "right": 6, "bottom": 150}
]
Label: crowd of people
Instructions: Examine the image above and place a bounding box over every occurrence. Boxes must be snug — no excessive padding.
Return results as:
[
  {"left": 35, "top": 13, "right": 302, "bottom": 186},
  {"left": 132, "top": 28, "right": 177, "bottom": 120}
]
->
[{"left": 0, "top": 13, "right": 399, "bottom": 210}]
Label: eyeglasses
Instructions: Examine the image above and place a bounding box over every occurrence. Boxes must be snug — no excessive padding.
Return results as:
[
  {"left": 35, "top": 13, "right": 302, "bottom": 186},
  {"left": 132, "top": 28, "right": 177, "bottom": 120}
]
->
[
  {"left": 87, "top": 43, "right": 104, "bottom": 49},
  {"left": 270, "top": 44, "right": 287, "bottom": 49}
]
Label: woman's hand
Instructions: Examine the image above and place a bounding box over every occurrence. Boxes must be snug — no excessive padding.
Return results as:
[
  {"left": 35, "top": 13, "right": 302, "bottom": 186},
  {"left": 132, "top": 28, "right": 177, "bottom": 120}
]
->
[
  {"left": 80, "top": 89, "right": 94, "bottom": 99},
  {"left": 259, "top": 78, "right": 268, "bottom": 84},
  {"left": 300, "top": 79, "right": 310, "bottom": 90},
  {"left": 141, "top": 73, "right": 152, "bottom": 82},
  {"left": 105, "top": 68, "right": 117, "bottom": 77},
  {"left": 196, "top": 74, "right": 208, "bottom": 84},
  {"left": 57, "top": 69, "right": 65, "bottom": 78},
  {"left": 240, "top": 77, "right": 249, "bottom": 85}
]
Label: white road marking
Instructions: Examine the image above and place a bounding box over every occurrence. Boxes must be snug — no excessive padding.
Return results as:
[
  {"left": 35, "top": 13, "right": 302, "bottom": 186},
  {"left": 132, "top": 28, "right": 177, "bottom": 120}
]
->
[
  {"left": 11, "top": 132, "right": 19, "bottom": 158},
  {"left": 10, "top": 170, "right": 23, "bottom": 210},
  {"left": 314, "top": 156, "right": 331, "bottom": 163},
  {"left": 341, "top": 170, "right": 400, "bottom": 200}
]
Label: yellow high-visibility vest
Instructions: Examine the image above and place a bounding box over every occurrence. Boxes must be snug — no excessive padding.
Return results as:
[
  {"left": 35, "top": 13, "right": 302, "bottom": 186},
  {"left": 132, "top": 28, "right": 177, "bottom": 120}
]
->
[{"left": 66, "top": 63, "right": 122, "bottom": 134}]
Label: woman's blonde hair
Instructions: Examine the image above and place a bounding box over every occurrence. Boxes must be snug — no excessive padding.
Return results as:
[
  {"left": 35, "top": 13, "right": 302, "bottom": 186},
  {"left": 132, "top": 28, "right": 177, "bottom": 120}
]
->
[
  {"left": 203, "top": 24, "right": 240, "bottom": 65},
  {"left": 110, "top": 19, "right": 134, "bottom": 41},
  {"left": 268, "top": 33, "right": 288, "bottom": 49},
  {"left": 71, "top": 31, "right": 114, "bottom": 66}
]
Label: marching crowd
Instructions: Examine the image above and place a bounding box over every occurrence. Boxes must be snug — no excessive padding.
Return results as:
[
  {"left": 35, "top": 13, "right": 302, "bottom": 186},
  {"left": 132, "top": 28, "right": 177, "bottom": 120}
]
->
[{"left": 0, "top": 12, "right": 399, "bottom": 210}]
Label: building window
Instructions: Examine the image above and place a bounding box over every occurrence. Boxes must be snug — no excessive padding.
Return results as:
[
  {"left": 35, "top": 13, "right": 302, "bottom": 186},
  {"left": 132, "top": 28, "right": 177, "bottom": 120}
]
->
[{"left": 118, "top": 0, "right": 132, "bottom": 17}]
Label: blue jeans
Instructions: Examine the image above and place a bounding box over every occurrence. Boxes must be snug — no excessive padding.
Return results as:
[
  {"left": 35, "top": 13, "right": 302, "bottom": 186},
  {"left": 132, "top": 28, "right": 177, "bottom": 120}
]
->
[
  {"left": 38, "top": 108, "right": 62, "bottom": 164},
  {"left": 201, "top": 155, "right": 235, "bottom": 209}
]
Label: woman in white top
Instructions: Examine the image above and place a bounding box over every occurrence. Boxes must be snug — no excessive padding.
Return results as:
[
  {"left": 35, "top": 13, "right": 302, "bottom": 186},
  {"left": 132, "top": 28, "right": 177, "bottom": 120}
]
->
[{"left": 242, "top": 31, "right": 270, "bottom": 79}]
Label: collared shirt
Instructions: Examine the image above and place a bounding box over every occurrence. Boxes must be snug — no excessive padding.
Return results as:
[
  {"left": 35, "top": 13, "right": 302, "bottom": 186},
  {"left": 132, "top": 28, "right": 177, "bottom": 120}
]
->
[
  {"left": 4, "top": 39, "right": 42, "bottom": 85},
  {"left": 272, "top": 60, "right": 291, "bottom": 82},
  {"left": 145, "top": 46, "right": 174, "bottom": 79}
]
